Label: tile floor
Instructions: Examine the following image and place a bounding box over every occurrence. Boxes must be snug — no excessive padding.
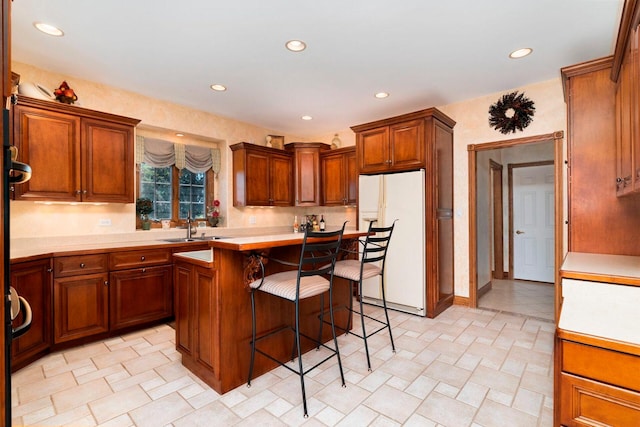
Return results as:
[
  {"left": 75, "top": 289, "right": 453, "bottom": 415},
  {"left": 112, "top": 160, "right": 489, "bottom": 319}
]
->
[
  {"left": 11, "top": 302, "right": 554, "bottom": 426},
  {"left": 478, "top": 279, "right": 555, "bottom": 322}
]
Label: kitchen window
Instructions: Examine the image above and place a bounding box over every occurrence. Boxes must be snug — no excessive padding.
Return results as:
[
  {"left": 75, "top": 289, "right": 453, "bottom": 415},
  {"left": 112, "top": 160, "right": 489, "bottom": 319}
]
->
[{"left": 136, "top": 136, "right": 219, "bottom": 222}]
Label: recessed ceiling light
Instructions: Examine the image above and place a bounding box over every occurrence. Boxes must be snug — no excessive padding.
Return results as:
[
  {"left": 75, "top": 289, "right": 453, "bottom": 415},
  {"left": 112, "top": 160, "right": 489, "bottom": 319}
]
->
[
  {"left": 301, "top": 115, "right": 313, "bottom": 121},
  {"left": 33, "top": 21, "right": 64, "bottom": 37},
  {"left": 175, "top": 133, "right": 184, "bottom": 137},
  {"left": 509, "top": 48, "right": 533, "bottom": 59},
  {"left": 286, "top": 40, "right": 307, "bottom": 52},
  {"left": 210, "top": 84, "right": 227, "bottom": 91},
  {"left": 374, "top": 92, "right": 389, "bottom": 99}
]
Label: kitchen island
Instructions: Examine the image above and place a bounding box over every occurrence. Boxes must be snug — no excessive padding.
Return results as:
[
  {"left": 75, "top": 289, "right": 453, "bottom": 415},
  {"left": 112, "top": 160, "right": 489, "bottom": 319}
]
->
[{"left": 173, "top": 229, "right": 367, "bottom": 394}]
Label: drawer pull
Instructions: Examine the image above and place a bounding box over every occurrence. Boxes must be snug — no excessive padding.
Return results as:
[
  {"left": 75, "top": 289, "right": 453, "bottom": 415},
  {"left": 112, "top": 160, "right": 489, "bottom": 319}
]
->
[
  {"left": 141, "top": 256, "right": 145, "bottom": 261},
  {"left": 80, "top": 263, "right": 85, "bottom": 268},
  {"left": 142, "top": 268, "right": 146, "bottom": 273}
]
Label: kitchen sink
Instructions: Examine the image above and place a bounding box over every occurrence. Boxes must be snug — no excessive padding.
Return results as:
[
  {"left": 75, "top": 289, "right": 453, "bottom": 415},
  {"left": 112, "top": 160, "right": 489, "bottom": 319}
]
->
[{"left": 161, "top": 236, "right": 229, "bottom": 243}]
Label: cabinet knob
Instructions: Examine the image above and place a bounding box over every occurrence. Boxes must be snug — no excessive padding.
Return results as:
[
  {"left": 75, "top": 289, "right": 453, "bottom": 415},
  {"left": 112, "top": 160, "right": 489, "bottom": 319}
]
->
[
  {"left": 83, "top": 190, "right": 87, "bottom": 195},
  {"left": 141, "top": 256, "right": 145, "bottom": 261},
  {"left": 80, "top": 263, "right": 85, "bottom": 268},
  {"left": 104, "top": 281, "right": 108, "bottom": 286},
  {"left": 47, "top": 268, "right": 52, "bottom": 273},
  {"left": 142, "top": 268, "right": 146, "bottom": 273},
  {"left": 10, "top": 186, "right": 14, "bottom": 192}
]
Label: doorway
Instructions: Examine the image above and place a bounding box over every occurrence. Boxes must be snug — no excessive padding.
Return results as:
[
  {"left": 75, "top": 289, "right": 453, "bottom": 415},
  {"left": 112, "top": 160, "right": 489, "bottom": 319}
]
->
[{"left": 468, "top": 132, "right": 564, "bottom": 321}]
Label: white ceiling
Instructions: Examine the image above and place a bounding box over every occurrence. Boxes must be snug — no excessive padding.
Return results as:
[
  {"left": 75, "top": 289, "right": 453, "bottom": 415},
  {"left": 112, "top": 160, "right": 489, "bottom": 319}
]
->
[{"left": 11, "top": 0, "right": 624, "bottom": 137}]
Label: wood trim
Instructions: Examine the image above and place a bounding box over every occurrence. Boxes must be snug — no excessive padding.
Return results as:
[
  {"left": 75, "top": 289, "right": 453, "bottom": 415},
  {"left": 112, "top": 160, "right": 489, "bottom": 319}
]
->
[
  {"left": 490, "top": 160, "right": 504, "bottom": 279},
  {"left": 557, "top": 328, "right": 640, "bottom": 358},
  {"left": 350, "top": 107, "right": 457, "bottom": 132},
  {"left": 2, "top": 0, "right": 9, "bottom": 422},
  {"left": 507, "top": 160, "right": 554, "bottom": 281},
  {"left": 477, "top": 281, "right": 492, "bottom": 298},
  {"left": 561, "top": 56, "right": 615, "bottom": 102},
  {"left": 468, "top": 148, "right": 478, "bottom": 307},
  {"left": 611, "top": 0, "right": 640, "bottom": 82},
  {"left": 452, "top": 295, "right": 470, "bottom": 307},
  {"left": 468, "top": 131, "right": 564, "bottom": 320},
  {"left": 560, "top": 269, "right": 640, "bottom": 286}
]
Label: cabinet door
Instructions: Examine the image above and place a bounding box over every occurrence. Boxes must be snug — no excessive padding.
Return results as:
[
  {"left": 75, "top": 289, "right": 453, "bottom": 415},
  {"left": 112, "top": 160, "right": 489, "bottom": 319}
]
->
[
  {"left": 345, "top": 149, "right": 357, "bottom": 205},
  {"left": 632, "top": 25, "right": 640, "bottom": 192},
  {"left": 616, "top": 37, "right": 634, "bottom": 196},
  {"left": 270, "top": 153, "right": 293, "bottom": 206},
  {"left": 245, "top": 151, "right": 270, "bottom": 206},
  {"left": 193, "top": 264, "right": 218, "bottom": 372},
  {"left": 53, "top": 273, "right": 109, "bottom": 344},
  {"left": 82, "top": 118, "right": 134, "bottom": 203},
  {"left": 10, "top": 259, "right": 52, "bottom": 370},
  {"left": 109, "top": 265, "right": 173, "bottom": 330},
  {"left": 13, "top": 105, "right": 81, "bottom": 201},
  {"left": 322, "top": 153, "right": 346, "bottom": 206},
  {"left": 174, "top": 262, "right": 193, "bottom": 355},
  {"left": 293, "top": 147, "right": 320, "bottom": 206},
  {"left": 358, "top": 126, "right": 389, "bottom": 173},
  {"left": 389, "top": 119, "right": 424, "bottom": 171}
]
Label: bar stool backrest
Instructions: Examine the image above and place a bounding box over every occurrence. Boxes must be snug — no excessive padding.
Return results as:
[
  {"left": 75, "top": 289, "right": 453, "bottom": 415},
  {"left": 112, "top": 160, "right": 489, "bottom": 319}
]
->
[
  {"left": 361, "top": 220, "right": 396, "bottom": 274},
  {"left": 298, "top": 222, "right": 347, "bottom": 281}
]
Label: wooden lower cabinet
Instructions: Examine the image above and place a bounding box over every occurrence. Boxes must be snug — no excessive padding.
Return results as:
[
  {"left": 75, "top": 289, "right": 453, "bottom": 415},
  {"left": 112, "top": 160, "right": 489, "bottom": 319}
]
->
[
  {"left": 174, "top": 259, "right": 220, "bottom": 390},
  {"left": 109, "top": 265, "right": 173, "bottom": 330},
  {"left": 53, "top": 272, "right": 109, "bottom": 344},
  {"left": 10, "top": 258, "right": 52, "bottom": 371},
  {"left": 557, "top": 334, "right": 640, "bottom": 426}
]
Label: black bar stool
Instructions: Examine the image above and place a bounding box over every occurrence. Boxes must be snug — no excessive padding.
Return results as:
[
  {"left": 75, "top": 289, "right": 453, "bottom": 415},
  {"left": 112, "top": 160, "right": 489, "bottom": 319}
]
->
[
  {"left": 324, "top": 220, "right": 397, "bottom": 371},
  {"left": 247, "top": 223, "right": 347, "bottom": 417}
]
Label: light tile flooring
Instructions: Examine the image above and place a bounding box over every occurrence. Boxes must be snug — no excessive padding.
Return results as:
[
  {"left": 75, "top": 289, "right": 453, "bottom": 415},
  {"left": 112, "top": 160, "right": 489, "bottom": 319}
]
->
[
  {"left": 478, "top": 279, "right": 555, "bottom": 322},
  {"left": 11, "top": 302, "right": 554, "bottom": 426}
]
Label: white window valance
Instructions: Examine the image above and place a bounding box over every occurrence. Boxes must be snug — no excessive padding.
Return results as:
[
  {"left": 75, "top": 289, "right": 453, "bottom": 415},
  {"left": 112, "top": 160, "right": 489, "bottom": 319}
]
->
[{"left": 136, "top": 136, "right": 221, "bottom": 174}]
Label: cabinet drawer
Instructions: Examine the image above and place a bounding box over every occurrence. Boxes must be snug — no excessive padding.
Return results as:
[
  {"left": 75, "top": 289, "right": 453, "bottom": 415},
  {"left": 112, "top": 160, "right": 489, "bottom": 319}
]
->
[
  {"left": 109, "top": 249, "right": 172, "bottom": 270},
  {"left": 560, "top": 372, "right": 640, "bottom": 426},
  {"left": 562, "top": 340, "right": 640, "bottom": 392},
  {"left": 54, "top": 254, "right": 108, "bottom": 278}
]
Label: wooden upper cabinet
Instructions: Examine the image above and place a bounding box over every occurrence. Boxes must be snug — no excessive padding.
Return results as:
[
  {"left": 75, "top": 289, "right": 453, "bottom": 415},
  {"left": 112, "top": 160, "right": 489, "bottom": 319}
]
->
[
  {"left": 12, "top": 96, "right": 139, "bottom": 202},
  {"left": 613, "top": 19, "right": 640, "bottom": 197},
  {"left": 13, "top": 105, "right": 81, "bottom": 201},
  {"left": 321, "top": 146, "right": 357, "bottom": 206},
  {"left": 230, "top": 142, "right": 293, "bottom": 207},
  {"left": 358, "top": 126, "right": 389, "bottom": 173},
  {"left": 352, "top": 110, "right": 451, "bottom": 174},
  {"left": 390, "top": 119, "right": 424, "bottom": 170},
  {"left": 286, "top": 142, "right": 330, "bottom": 206},
  {"left": 82, "top": 117, "right": 135, "bottom": 203}
]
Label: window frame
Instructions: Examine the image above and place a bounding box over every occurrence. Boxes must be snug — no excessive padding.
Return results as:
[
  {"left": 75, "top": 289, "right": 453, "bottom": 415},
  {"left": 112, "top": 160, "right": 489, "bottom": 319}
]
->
[{"left": 136, "top": 164, "right": 215, "bottom": 223}]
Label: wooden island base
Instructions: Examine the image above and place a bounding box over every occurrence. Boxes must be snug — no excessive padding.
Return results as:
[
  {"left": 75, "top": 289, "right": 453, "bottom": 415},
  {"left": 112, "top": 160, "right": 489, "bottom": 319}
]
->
[{"left": 173, "top": 232, "right": 364, "bottom": 394}]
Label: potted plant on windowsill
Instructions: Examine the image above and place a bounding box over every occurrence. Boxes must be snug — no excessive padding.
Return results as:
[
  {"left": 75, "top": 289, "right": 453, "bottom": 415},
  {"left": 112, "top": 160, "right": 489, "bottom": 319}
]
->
[
  {"left": 136, "top": 197, "right": 154, "bottom": 230},
  {"left": 207, "top": 199, "right": 223, "bottom": 227}
]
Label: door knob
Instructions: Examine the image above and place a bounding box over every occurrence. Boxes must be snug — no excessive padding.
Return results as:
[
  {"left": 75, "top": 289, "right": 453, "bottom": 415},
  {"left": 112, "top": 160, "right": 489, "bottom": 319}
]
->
[{"left": 516, "top": 230, "right": 525, "bottom": 235}]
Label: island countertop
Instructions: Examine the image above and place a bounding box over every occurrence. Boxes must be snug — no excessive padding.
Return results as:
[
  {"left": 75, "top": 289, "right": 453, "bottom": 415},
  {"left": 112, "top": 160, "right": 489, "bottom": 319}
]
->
[{"left": 207, "top": 228, "right": 368, "bottom": 252}]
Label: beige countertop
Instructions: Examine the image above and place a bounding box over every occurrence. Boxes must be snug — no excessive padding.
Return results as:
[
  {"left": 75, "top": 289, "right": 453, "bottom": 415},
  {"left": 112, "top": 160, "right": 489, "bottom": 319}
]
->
[{"left": 10, "top": 226, "right": 362, "bottom": 260}]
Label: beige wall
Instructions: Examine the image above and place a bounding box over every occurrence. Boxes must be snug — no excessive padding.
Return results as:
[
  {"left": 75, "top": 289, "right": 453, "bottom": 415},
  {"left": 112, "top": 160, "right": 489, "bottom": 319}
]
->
[
  {"left": 438, "top": 78, "right": 566, "bottom": 298},
  {"left": 11, "top": 62, "right": 567, "bottom": 300}
]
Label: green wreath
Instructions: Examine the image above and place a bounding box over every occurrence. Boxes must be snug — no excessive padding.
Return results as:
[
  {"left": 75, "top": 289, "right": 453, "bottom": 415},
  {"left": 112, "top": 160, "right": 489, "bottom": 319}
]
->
[{"left": 488, "top": 91, "right": 535, "bottom": 134}]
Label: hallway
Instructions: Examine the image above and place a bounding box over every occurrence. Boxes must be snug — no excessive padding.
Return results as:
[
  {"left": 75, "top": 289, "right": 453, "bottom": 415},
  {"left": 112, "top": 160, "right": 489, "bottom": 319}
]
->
[{"left": 478, "top": 279, "right": 554, "bottom": 321}]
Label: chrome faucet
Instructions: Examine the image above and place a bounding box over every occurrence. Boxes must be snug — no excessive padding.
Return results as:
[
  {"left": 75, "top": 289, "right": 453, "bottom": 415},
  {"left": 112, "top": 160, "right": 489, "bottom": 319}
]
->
[{"left": 186, "top": 212, "right": 193, "bottom": 239}]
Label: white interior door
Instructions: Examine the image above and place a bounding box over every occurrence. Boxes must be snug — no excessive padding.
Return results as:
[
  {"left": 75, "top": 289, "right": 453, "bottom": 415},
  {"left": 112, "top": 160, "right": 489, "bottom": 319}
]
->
[{"left": 513, "top": 164, "right": 554, "bottom": 283}]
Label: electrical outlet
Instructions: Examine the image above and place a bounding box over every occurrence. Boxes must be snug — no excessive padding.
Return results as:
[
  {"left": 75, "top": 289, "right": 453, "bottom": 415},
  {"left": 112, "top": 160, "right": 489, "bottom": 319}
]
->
[
  {"left": 98, "top": 218, "right": 112, "bottom": 226},
  {"left": 249, "top": 216, "right": 256, "bottom": 225}
]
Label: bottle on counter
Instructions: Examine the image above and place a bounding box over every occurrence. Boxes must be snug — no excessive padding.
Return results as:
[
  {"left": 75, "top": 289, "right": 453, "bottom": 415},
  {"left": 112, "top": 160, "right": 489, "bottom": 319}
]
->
[
  {"left": 319, "top": 215, "right": 325, "bottom": 231},
  {"left": 293, "top": 215, "right": 299, "bottom": 233}
]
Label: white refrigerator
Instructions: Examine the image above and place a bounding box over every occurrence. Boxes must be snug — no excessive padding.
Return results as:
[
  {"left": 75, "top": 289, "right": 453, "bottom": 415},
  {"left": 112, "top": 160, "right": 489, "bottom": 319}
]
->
[{"left": 358, "top": 169, "right": 426, "bottom": 316}]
